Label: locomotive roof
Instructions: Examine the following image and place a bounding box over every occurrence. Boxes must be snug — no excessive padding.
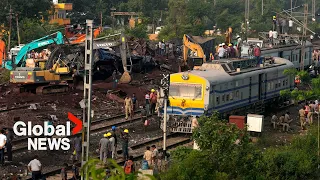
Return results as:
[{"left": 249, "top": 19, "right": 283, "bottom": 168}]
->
[{"left": 180, "top": 57, "right": 294, "bottom": 84}]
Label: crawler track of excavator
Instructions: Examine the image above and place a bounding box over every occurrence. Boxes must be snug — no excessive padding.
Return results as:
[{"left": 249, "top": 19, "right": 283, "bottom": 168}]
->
[
  {"left": 14, "top": 83, "right": 70, "bottom": 95},
  {"left": 36, "top": 84, "right": 70, "bottom": 94}
]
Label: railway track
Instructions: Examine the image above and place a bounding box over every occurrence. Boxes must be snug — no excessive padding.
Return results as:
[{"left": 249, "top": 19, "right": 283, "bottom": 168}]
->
[
  {"left": 29, "top": 133, "right": 192, "bottom": 180},
  {"left": 0, "top": 104, "right": 30, "bottom": 113},
  {"left": 9, "top": 110, "right": 142, "bottom": 154}
]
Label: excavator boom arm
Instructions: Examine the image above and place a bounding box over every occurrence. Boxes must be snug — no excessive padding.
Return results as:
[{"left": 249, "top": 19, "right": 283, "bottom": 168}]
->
[
  {"left": 183, "top": 34, "right": 205, "bottom": 61},
  {"left": 4, "top": 31, "right": 64, "bottom": 70}
]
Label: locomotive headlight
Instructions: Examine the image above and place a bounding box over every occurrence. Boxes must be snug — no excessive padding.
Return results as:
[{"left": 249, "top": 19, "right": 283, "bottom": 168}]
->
[
  {"left": 204, "top": 104, "right": 208, "bottom": 110},
  {"left": 206, "top": 86, "right": 209, "bottom": 91}
]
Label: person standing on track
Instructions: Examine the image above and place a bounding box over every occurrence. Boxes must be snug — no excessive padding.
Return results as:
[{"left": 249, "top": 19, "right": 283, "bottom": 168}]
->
[
  {"left": 121, "top": 129, "right": 130, "bottom": 160},
  {"left": 145, "top": 91, "right": 151, "bottom": 116},
  {"left": 28, "top": 155, "right": 42, "bottom": 180},
  {"left": 111, "top": 126, "right": 118, "bottom": 159},
  {"left": 124, "top": 96, "right": 133, "bottom": 120},
  {"left": 150, "top": 89, "right": 157, "bottom": 115},
  {"left": 5, "top": 128, "right": 13, "bottom": 162},
  {"left": 99, "top": 134, "right": 110, "bottom": 163},
  {"left": 72, "top": 135, "right": 82, "bottom": 161},
  {"left": 151, "top": 145, "right": 159, "bottom": 168},
  {"left": 143, "top": 146, "right": 152, "bottom": 166},
  {"left": 0, "top": 129, "right": 6, "bottom": 166},
  {"left": 107, "top": 132, "right": 116, "bottom": 159},
  {"left": 132, "top": 93, "right": 137, "bottom": 114}
]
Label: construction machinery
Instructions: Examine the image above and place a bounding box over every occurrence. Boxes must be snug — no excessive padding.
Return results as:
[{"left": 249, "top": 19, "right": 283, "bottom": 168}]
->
[
  {"left": 10, "top": 33, "right": 132, "bottom": 94},
  {"left": 68, "top": 27, "right": 102, "bottom": 44},
  {"left": 182, "top": 34, "right": 215, "bottom": 71},
  {"left": 3, "top": 31, "right": 64, "bottom": 70}
]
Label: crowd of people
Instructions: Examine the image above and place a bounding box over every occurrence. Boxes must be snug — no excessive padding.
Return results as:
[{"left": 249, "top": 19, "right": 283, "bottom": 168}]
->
[
  {"left": 271, "top": 100, "right": 320, "bottom": 132},
  {"left": 123, "top": 88, "right": 161, "bottom": 121},
  {"left": 27, "top": 50, "right": 50, "bottom": 60},
  {"left": 97, "top": 125, "right": 163, "bottom": 175},
  {"left": 155, "top": 40, "right": 176, "bottom": 57}
]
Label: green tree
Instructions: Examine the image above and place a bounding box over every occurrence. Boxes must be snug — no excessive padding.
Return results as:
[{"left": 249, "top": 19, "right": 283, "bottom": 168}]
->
[
  {"left": 162, "top": 113, "right": 320, "bottom": 179},
  {"left": 19, "top": 18, "right": 61, "bottom": 44},
  {"left": 162, "top": 113, "right": 262, "bottom": 179},
  {"left": 125, "top": 24, "right": 148, "bottom": 39}
]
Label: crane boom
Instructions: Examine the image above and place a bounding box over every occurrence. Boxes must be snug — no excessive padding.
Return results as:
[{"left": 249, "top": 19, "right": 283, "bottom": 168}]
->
[
  {"left": 3, "top": 31, "right": 64, "bottom": 70},
  {"left": 182, "top": 34, "right": 207, "bottom": 70}
]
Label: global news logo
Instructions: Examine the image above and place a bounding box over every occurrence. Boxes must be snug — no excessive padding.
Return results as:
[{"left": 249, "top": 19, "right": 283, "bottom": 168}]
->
[{"left": 13, "top": 112, "right": 82, "bottom": 151}]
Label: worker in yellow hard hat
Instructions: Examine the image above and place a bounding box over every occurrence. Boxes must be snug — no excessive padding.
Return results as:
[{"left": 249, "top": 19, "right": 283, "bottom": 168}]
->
[
  {"left": 150, "top": 89, "right": 157, "bottom": 115},
  {"left": 100, "top": 133, "right": 110, "bottom": 163},
  {"left": 106, "top": 132, "right": 112, "bottom": 137},
  {"left": 122, "top": 129, "right": 129, "bottom": 160},
  {"left": 228, "top": 43, "right": 232, "bottom": 47}
]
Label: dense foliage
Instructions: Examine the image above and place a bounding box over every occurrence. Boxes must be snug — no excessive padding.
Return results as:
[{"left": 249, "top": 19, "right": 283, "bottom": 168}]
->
[
  {"left": 1, "top": 0, "right": 319, "bottom": 45},
  {"left": 161, "top": 113, "right": 320, "bottom": 180}
]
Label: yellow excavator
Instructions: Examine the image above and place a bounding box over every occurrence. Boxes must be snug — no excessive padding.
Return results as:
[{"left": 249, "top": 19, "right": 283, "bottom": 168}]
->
[
  {"left": 181, "top": 34, "right": 215, "bottom": 71},
  {"left": 10, "top": 33, "right": 131, "bottom": 94}
]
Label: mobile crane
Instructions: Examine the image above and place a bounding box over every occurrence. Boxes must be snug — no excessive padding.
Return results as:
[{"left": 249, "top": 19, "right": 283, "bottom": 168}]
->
[{"left": 3, "top": 31, "right": 64, "bottom": 70}]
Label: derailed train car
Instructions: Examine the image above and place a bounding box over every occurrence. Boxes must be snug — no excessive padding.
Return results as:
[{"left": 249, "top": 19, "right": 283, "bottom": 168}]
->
[{"left": 164, "top": 57, "right": 294, "bottom": 133}]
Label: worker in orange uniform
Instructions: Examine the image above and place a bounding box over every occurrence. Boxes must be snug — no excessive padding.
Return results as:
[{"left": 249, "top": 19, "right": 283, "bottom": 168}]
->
[
  {"left": 124, "top": 96, "right": 133, "bottom": 120},
  {"left": 150, "top": 89, "right": 157, "bottom": 115},
  {"left": 0, "top": 38, "right": 5, "bottom": 66}
]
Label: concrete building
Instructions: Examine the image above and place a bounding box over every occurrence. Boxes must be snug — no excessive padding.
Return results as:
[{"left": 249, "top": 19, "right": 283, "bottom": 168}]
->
[{"left": 49, "top": 0, "right": 73, "bottom": 25}]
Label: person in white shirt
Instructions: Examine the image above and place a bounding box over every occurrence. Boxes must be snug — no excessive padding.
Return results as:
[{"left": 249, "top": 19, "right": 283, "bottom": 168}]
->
[
  {"left": 288, "top": 18, "right": 293, "bottom": 34},
  {"left": 218, "top": 44, "right": 225, "bottom": 59},
  {"left": 28, "top": 155, "right": 42, "bottom": 180},
  {"left": 0, "top": 129, "right": 6, "bottom": 166}
]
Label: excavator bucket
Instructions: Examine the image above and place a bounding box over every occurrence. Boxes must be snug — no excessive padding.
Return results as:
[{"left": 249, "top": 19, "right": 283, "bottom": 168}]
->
[
  {"left": 118, "top": 33, "right": 132, "bottom": 84},
  {"left": 119, "top": 71, "right": 131, "bottom": 83}
]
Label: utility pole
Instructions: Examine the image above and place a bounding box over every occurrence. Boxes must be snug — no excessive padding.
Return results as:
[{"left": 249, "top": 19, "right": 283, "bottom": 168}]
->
[
  {"left": 245, "top": 0, "right": 250, "bottom": 41},
  {"left": 214, "top": 0, "right": 216, "bottom": 7},
  {"left": 161, "top": 74, "right": 170, "bottom": 161},
  {"left": 7, "top": 5, "right": 12, "bottom": 53},
  {"left": 261, "top": 0, "right": 263, "bottom": 15},
  {"left": 312, "top": 0, "right": 316, "bottom": 21},
  {"left": 291, "top": 0, "right": 293, "bottom": 15},
  {"left": 300, "top": 4, "right": 308, "bottom": 71},
  {"left": 100, "top": 12, "right": 102, "bottom": 27},
  {"left": 81, "top": 19, "right": 94, "bottom": 180},
  {"left": 15, "top": 13, "right": 20, "bottom": 45}
]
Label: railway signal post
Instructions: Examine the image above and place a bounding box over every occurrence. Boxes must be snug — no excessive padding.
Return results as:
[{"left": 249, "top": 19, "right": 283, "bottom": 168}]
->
[
  {"left": 161, "top": 73, "right": 170, "bottom": 161},
  {"left": 81, "top": 19, "right": 94, "bottom": 180}
]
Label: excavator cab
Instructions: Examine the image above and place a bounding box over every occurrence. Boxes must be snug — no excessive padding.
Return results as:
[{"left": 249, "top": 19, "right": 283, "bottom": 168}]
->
[
  {"left": 182, "top": 34, "right": 215, "bottom": 71},
  {"left": 186, "top": 57, "right": 204, "bottom": 70}
]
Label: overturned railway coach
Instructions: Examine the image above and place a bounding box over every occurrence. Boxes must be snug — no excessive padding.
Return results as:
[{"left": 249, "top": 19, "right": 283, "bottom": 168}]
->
[{"left": 164, "top": 57, "right": 294, "bottom": 133}]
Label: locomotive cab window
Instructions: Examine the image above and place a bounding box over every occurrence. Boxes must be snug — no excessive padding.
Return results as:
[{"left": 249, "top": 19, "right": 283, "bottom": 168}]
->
[{"left": 169, "top": 83, "right": 202, "bottom": 99}]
